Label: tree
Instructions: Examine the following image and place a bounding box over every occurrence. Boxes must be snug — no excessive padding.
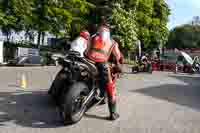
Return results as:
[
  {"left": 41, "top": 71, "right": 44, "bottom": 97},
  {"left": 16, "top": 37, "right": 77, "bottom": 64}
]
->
[
  {"left": 86, "top": 0, "right": 138, "bottom": 52},
  {"left": 167, "top": 23, "right": 200, "bottom": 49},
  {"left": 0, "top": 0, "right": 35, "bottom": 42},
  {"left": 0, "top": 0, "right": 94, "bottom": 45},
  {"left": 108, "top": 3, "right": 138, "bottom": 51},
  {"left": 0, "top": 0, "right": 170, "bottom": 52},
  {"left": 41, "top": 0, "right": 94, "bottom": 41},
  {"left": 191, "top": 16, "right": 200, "bottom": 25},
  {"left": 134, "top": 0, "right": 170, "bottom": 50},
  {"left": 87, "top": 0, "right": 170, "bottom": 52},
  {"left": 0, "top": 0, "right": 17, "bottom": 42}
]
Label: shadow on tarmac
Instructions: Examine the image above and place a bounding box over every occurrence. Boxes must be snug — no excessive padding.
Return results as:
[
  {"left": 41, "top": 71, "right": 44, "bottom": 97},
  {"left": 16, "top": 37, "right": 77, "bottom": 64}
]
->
[
  {"left": 131, "top": 74, "right": 200, "bottom": 111},
  {"left": 0, "top": 90, "right": 65, "bottom": 128}
]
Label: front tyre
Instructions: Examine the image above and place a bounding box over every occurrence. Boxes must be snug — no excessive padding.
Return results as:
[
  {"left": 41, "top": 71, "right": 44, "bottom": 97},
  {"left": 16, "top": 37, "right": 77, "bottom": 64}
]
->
[{"left": 60, "top": 82, "right": 89, "bottom": 124}]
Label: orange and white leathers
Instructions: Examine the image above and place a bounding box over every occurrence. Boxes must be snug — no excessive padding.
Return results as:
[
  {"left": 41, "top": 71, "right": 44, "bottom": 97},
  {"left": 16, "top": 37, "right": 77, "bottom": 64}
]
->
[
  {"left": 85, "top": 26, "right": 116, "bottom": 62},
  {"left": 85, "top": 25, "right": 122, "bottom": 114}
]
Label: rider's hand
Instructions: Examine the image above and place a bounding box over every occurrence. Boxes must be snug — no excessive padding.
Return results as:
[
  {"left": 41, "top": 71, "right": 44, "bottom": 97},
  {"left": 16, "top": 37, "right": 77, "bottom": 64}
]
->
[
  {"left": 119, "top": 56, "right": 124, "bottom": 64},
  {"left": 114, "top": 65, "right": 122, "bottom": 73}
]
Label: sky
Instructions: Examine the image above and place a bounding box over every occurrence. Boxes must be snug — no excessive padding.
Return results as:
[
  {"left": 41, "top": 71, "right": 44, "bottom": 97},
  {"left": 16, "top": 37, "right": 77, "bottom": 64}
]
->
[{"left": 166, "top": 0, "right": 200, "bottom": 29}]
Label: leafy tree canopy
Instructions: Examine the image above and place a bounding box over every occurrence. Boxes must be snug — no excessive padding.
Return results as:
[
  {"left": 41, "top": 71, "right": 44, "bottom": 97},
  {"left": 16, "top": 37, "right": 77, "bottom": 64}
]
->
[{"left": 167, "top": 16, "right": 200, "bottom": 49}]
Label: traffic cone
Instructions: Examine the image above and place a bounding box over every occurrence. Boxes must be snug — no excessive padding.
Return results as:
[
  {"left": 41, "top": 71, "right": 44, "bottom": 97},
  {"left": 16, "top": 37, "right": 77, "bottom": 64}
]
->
[{"left": 20, "top": 73, "right": 27, "bottom": 89}]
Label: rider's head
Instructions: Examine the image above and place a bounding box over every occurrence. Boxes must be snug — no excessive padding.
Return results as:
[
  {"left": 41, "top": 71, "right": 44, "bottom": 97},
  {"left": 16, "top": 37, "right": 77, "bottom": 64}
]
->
[
  {"left": 99, "top": 16, "right": 110, "bottom": 29},
  {"left": 80, "top": 30, "right": 90, "bottom": 40},
  {"left": 86, "top": 23, "right": 98, "bottom": 35},
  {"left": 97, "top": 16, "right": 111, "bottom": 35}
]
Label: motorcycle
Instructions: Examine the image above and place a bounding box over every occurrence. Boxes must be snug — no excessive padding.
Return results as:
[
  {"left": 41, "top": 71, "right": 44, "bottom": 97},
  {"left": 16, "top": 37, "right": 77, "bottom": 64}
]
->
[
  {"left": 132, "top": 60, "right": 152, "bottom": 74},
  {"left": 192, "top": 63, "right": 200, "bottom": 72},
  {"left": 48, "top": 51, "right": 121, "bottom": 124}
]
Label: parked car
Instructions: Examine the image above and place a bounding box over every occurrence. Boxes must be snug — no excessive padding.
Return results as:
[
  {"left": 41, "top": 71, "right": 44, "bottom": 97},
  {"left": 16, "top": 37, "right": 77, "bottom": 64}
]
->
[{"left": 7, "top": 55, "right": 43, "bottom": 66}]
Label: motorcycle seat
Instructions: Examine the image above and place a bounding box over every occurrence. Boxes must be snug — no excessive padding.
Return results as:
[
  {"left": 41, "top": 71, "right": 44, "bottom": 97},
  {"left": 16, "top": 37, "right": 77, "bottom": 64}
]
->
[{"left": 80, "top": 58, "right": 98, "bottom": 76}]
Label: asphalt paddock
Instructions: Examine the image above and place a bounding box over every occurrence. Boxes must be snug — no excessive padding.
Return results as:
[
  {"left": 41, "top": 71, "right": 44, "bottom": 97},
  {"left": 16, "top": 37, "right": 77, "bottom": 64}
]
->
[{"left": 0, "top": 66, "right": 200, "bottom": 133}]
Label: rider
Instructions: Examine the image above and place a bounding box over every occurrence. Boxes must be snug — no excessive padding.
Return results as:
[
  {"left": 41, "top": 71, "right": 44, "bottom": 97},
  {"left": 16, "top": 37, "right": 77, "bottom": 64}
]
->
[
  {"left": 85, "top": 16, "right": 123, "bottom": 120},
  {"left": 70, "top": 30, "right": 90, "bottom": 57}
]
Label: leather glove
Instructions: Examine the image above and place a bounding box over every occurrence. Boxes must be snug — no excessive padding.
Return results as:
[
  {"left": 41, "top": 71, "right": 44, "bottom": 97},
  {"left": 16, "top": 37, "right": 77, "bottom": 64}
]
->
[
  {"left": 113, "top": 65, "right": 122, "bottom": 74},
  {"left": 119, "top": 54, "right": 124, "bottom": 64}
]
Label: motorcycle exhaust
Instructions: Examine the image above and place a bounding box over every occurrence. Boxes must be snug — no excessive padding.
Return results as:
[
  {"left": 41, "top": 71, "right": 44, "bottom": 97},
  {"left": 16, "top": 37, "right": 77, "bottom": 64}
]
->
[{"left": 82, "top": 88, "right": 96, "bottom": 108}]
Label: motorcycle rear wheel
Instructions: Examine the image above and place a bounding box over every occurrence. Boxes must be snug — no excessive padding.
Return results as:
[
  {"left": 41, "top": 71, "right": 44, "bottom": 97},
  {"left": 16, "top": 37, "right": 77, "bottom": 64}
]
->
[
  {"left": 132, "top": 66, "right": 139, "bottom": 74},
  {"left": 60, "top": 82, "right": 89, "bottom": 125}
]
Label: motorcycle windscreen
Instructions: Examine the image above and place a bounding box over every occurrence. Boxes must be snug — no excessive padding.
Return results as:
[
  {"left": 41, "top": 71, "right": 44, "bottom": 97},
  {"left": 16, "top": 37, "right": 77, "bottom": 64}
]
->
[{"left": 180, "top": 51, "right": 194, "bottom": 65}]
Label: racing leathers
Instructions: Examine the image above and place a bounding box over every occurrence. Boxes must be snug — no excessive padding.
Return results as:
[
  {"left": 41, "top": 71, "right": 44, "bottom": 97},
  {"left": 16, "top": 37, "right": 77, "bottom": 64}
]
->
[{"left": 85, "top": 25, "right": 123, "bottom": 120}]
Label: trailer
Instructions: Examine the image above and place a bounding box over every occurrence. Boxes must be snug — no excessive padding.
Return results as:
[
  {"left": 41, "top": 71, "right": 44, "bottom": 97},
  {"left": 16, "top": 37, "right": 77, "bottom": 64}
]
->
[{"left": 3, "top": 46, "right": 42, "bottom": 66}]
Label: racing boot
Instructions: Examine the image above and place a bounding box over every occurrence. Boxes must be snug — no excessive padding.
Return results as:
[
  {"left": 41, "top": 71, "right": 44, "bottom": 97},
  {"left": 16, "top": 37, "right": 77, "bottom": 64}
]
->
[
  {"left": 106, "top": 82, "right": 119, "bottom": 120},
  {"left": 110, "top": 112, "right": 120, "bottom": 120},
  {"left": 108, "top": 102, "right": 120, "bottom": 120}
]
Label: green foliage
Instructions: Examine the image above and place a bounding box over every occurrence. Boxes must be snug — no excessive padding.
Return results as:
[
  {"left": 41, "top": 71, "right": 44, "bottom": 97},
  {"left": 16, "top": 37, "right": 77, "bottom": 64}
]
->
[
  {"left": 167, "top": 21, "right": 200, "bottom": 49},
  {"left": 108, "top": 3, "right": 138, "bottom": 51},
  {"left": 88, "top": 0, "right": 170, "bottom": 52},
  {"left": 47, "top": 0, "right": 94, "bottom": 38},
  {"left": 135, "top": 0, "right": 170, "bottom": 50},
  {"left": 0, "top": 0, "right": 170, "bottom": 52},
  {"left": 0, "top": 0, "right": 94, "bottom": 45}
]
